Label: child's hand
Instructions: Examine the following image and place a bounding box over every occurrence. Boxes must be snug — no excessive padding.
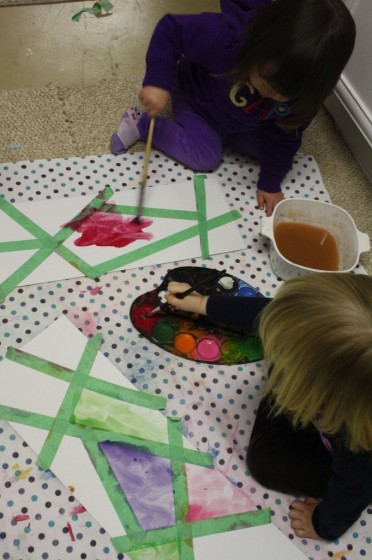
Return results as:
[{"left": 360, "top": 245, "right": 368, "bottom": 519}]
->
[
  {"left": 257, "top": 189, "right": 284, "bottom": 217},
  {"left": 289, "top": 497, "right": 321, "bottom": 540},
  {"left": 139, "top": 86, "right": 170, "bottom": 117},
  {"left": 164, "top": 281, "right": 208, "bottom": 315}
]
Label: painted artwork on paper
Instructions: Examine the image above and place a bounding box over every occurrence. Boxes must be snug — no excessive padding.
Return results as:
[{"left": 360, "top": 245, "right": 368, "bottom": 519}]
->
[
  {"left": 69, "top": 212, "right": 154, "bottom": 248},
  {"left": 0, "top": 316, "right": 274, "bottom": 559},
  {"left": 0, "top": 176, "right": 245, "bottom": 301}
]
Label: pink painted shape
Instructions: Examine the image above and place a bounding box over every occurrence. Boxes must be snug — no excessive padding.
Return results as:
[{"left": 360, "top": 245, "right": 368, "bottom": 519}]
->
[
  {"left": 69, "top": 211, "right": 153, "bottom": 248},
  {"left": 185, "top": 463, "right": 256, "bottom": 522}
]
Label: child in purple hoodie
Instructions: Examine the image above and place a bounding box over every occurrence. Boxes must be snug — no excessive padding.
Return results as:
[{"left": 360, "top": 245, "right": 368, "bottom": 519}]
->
[{"left": 111, "top": 0, "right": 355, "bottom": 216}]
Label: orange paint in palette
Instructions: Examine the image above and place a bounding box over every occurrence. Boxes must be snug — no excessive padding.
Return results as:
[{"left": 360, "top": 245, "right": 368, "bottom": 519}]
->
[
  {"left": 130, "top": 266, "right": 265, "bottom": 365},
  {"left": 274, "top": 222, "right": 339, "bottom": 271}
]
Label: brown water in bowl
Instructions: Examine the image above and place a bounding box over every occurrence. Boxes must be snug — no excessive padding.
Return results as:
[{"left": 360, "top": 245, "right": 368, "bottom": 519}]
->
[{"left": 274, "top": 222, "right": 339, "bottom": 271}]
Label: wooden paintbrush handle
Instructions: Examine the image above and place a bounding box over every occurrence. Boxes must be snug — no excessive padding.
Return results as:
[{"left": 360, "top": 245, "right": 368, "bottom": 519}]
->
[
  {"left": 140, "top": 116, "right": 155, "bottom": 187},
  {"left": 135, "top": 117, "right": 155, "bottom": 222}
]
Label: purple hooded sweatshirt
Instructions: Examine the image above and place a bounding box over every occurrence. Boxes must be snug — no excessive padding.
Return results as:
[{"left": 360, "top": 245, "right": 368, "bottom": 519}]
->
[{"left": 142, "top": 0, "right": 305, "bottom": 193}]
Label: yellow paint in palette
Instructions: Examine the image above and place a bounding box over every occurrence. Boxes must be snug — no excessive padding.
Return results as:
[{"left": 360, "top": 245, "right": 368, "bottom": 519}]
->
[{"left": 274, "top": 222, "right": 339, "bottom": 271}]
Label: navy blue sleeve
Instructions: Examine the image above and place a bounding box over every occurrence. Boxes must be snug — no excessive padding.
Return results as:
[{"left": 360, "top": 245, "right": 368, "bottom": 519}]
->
[
  {"left": 312, "top": 437, "right": 372, "bottom": 540},
  {"left": 206, "top": 294, "right": 272, "bottom": 333}
]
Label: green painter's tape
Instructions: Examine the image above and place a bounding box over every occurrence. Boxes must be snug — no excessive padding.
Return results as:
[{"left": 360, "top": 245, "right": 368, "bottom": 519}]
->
[
  {"left": 6, "top": 347, "right": 166, "bottom": 411},
  {"left": 193, "top": 176, "right": 209, "bottom": 260},
  {"left": 167, "top": 419, "right": 190, "bottom": 521},
  {"left": 4, "top": 345, "right": 212, "bottom": 468},
  {"left": 89, "top": 209, "right": 241, "bottom": 277},
  {"left": 72, "top": 0, "right": 113, "bottom": 22},
  {"left": 0, "top": 404, "right": 54, "bottom": 430},
  {"left": 167, "top": 418, "right": 195, "bottom": 560},
  {"left": 0, "top": 240, "right": 44, "bottom": 252},
  {"left": 0, "top": 196, "right": 56, "bottom": 240},
  {"left": 73, "top": 427, "right": 213, "bottom": 469},
  {"left": 0, "top": 188, "right": 113, "bottom": 301},
  {"left": 111, "top": 508, "right": 271, "bottom": 553},
  {"left": 0, "top": 402, "right": 213, "bottom": 469},
  {"left": 0, "top": 183, "right": 241, "bottom": 301},
  {"left": 37, "top": 334, "right": 102, "bottom": 469},
  {"left": 0, "top": 242, "right": 65, "bottom": 301},
  {"left": 0, "top": 340, "right": 270, "bottom": 557},
  {"left": 63, "top": 186, "right": 114, "bottom": 228},
  {"left": 90, "top": 200, "right": 199, "bottom": 222}
]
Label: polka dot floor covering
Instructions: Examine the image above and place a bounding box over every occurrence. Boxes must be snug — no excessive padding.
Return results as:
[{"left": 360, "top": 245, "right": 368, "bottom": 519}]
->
[{"left": 0, "top": 151, "right": 370, "bottom": 560}]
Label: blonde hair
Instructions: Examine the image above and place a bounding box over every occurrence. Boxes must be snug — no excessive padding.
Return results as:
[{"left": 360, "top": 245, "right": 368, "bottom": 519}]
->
[{"left": 259, "top": 273, "right": 372, "bottom": 452}]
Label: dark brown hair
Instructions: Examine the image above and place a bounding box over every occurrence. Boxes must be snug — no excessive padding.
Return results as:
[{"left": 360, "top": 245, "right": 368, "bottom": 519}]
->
[{"left": 231, "top": 0, "right": 356, "bottom": 128}]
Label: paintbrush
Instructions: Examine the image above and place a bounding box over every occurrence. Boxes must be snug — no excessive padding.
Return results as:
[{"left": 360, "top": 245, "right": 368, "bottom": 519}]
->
[
  {"left": 145, "top": 269, "right": 227, "bottom": 317},
  {"left": 134, "top": 116, "right": 155, "bottom": 223}
]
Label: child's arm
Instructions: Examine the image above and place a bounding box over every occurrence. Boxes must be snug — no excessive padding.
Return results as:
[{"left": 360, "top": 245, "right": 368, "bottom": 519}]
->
[
  {"left": 311, "top": 443, "right": 372, "bottom": 540},
  {"left": 257, "top": 122, "right": 309, "bottom": 215},
  {"left": 290, "top": 439, "right": 372, "bottom": 540},
  {"left": 143, "top": 13, "right": 241, "bottom": 94},
  {"left": 165, "top": 281, "right": 272, "bottom": 332}
]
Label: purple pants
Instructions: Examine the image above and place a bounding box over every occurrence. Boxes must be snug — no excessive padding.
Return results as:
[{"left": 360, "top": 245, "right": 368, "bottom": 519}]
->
[{"left": 137, "top": 86, "right": 263, "bottom": 172}]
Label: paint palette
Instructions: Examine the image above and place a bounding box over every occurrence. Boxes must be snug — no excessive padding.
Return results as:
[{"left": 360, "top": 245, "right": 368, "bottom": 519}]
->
[{"left": 130, "top": 267, "right": 264, "bottom": 365}]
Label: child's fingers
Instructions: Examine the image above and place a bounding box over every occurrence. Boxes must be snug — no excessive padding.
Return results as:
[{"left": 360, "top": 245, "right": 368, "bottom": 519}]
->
[
  {"left": 164, "top": 292, "right": 197, "bottom": 313},
  {"left": 304, "top": 496, "right": 320, "bottom": 506},
  {"left": 167, "top": 281, "right": 192, "bottom": 294},
  {"left": 256, "top": 190, "right": 265, "bottom": 211},
  {"left": 256, "top": 190, "right": 284, "bottom": 217}
]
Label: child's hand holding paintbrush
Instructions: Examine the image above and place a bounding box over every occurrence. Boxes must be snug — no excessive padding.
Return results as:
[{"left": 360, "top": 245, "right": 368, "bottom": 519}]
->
[
  {"left": 164, "top": 282, "right": 209, "bottom": 316},
  {"left": 146, "top": 268, "right": 227, "bottom": 317}
]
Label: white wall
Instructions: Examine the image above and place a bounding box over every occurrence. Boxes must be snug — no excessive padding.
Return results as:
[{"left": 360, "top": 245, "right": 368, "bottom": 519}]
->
[{"left": 325, "top": 0, "right": 372, "bottom": 182}]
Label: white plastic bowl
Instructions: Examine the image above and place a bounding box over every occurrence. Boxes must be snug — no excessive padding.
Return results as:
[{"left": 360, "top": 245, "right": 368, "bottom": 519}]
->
[{"left": 260, "top": 198, "right": 370, "bottom": 279}]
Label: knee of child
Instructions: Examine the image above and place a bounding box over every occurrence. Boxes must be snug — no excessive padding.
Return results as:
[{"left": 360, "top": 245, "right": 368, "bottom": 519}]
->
[
  {"left": 187, "top": 150, "right": 222, "bottom": 172},
  {"left": 192, "top": 159, "right": 220, "bottom": 172},
  {"left": 246, "top": 444, "right": 276, "bottom": 489},
  {"left": 246, "top": 445, "right": 264, "bottom": 483}
]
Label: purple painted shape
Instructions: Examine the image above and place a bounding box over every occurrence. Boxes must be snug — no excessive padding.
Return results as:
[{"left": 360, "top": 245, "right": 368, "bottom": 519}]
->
[{"left": 100, "top": 442, "right": 176, "bottom": 530}]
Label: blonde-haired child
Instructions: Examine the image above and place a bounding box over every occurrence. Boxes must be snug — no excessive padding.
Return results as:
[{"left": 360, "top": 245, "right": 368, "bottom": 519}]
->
[{"left": 165, "top": 273, "right": 372, "bottom": 540}]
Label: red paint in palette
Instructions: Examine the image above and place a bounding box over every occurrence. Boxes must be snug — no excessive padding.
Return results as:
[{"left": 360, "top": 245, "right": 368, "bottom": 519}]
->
[{"left": 67, "top": 211, "right": 153, "bottom": 248}]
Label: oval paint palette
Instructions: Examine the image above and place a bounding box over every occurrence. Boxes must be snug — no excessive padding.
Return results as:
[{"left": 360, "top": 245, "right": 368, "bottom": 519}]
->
[{"left": 130, "top": 266, "right": 264, "bottom": 365}]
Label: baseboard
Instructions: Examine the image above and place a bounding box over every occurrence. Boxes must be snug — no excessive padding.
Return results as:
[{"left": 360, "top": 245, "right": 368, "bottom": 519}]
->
[{"left": 324, "top": 76, "right": 372, "bottom": 184}]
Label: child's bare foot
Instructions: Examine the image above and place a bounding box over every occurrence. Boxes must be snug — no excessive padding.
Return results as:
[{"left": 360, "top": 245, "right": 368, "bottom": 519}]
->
[{"left": 289, "top": 497, "right": 321, "bottom": 539}]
